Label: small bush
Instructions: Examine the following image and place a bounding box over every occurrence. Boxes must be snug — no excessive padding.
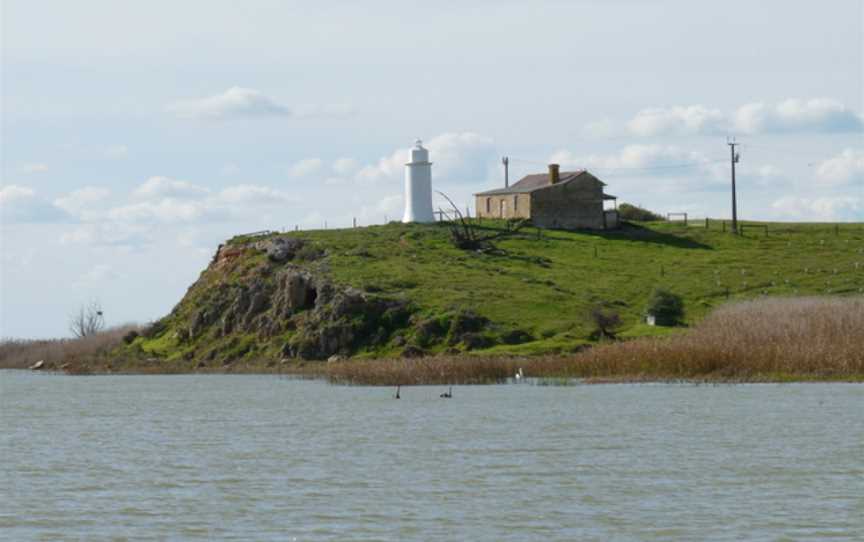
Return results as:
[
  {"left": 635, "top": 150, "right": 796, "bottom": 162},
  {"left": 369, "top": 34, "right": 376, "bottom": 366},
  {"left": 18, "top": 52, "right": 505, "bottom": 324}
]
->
[
  {"left": 501, "top": 329, "right": 533, "bottom": 345},
  {"left": 618, "top": 203, "right": 665, "bottom": 222},
  {"left": 460, "top": 332, "right": 496, "bottom": 350},
  {"left": 294, "top": 243, "right": 325, "bottom": 262},
  {"left": 413, "top": 315, "right": 451, "bottom": 347},
  {"left": 646, "top": 288, "right": 685, "bottom": 326},
  {"left": 141, "top": 320, "right": 167, "bottom": 339},
  {"left": 446, "top": 309, "right": 490, "bottom": 345},
  {"left": 588, "top": 304, "right": 622, "bottom": 340}
]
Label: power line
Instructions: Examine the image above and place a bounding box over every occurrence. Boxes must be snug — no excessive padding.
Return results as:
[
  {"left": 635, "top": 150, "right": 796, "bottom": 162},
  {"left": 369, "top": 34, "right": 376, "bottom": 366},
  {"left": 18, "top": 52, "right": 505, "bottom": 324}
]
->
[
  {"left": 509, "top": 156, "right": 726, "bottom": 172},
  {"left": 589, "top": 160, "right": 726, "bottom": 171}
]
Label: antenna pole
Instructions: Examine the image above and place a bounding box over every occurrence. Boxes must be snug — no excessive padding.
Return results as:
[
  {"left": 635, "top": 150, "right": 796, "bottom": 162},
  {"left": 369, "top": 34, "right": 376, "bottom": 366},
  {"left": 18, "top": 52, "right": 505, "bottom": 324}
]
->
[
  {"left": 502, "top": 156, "right": 509, "bottom": 188},
  {"left": 728, "top": 138, "right": 740, "bottom": 234}
]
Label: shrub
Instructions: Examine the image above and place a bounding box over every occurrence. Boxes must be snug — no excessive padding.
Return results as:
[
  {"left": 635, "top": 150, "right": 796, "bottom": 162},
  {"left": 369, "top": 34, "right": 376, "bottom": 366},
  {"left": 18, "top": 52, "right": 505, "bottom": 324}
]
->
[
  {"left": 501, "top": 328, "right": 533, "bottom": 345},
  {"left": 413, "top": 315, "right": 450, "bottom": 347},
  {"left": 141, "top": 320, "right": 167, "bottom": 339},
  {"left": 122, "top": 329, "right": 139, "bottom": 344},
  {"left": 646, "top": 288, "right": 684, "bottom": 326},
  {"left": 618, "top": 203, "right": 665, "bottom": 222},
  {"left": 588, "top": 304, "right": 622, "bottom": 340},
  {"left": 294, "top": 243, "right": 325, "bottom": 262}
]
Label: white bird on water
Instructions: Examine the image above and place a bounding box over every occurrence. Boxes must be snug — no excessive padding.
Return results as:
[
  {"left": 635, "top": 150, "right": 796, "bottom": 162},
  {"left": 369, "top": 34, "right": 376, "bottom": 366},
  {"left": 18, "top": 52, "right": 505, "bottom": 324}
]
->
[{"left": 515, "top": 368, "right": 524, "bottom": 381}]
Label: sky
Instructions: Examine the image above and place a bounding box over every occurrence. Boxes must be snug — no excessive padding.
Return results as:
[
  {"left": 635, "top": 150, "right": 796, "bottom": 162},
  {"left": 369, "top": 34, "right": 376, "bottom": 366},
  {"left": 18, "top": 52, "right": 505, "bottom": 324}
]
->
[{"left": 1, "top": 0, "right": 863, "bottom": 338}]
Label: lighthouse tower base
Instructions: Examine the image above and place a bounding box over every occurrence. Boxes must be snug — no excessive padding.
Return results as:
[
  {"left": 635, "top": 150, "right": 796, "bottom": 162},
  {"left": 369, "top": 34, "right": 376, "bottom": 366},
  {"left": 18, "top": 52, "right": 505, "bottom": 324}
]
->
[{"left": 402, "top": 139, "right": 435, "bottom": 223}]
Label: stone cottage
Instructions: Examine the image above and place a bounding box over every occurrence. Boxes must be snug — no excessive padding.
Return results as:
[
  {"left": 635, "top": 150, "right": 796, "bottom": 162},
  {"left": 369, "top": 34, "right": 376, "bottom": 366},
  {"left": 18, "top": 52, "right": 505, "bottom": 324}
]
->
[{"left": 474, "top": 164, "right": 618, "bottom": 230}]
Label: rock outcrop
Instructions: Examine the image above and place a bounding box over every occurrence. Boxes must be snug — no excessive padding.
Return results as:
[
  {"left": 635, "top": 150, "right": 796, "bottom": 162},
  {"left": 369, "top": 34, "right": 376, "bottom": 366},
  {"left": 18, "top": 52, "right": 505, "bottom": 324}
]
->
[
  {"left": 154, "top": 236, "right": 414, "bottom": 361},
  {"left": 255, "top": 237, "right": 307, "bottom": 263}
]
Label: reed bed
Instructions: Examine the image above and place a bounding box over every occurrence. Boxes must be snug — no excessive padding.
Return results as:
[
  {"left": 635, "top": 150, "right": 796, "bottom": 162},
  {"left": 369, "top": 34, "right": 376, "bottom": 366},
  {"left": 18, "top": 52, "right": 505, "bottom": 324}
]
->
[
  {"left": 325, "top": 355, "right": 526, "bottom": 386},
  {"left": 0, "top": 325, "right": 140, "bottom": 370},
  {"left": 322, "top": 297, "right": 864, "bottom": 384}
]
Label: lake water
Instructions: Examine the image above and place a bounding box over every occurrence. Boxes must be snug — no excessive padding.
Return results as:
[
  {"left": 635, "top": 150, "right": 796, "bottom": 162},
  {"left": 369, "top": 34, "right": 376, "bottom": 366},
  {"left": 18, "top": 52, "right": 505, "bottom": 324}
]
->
[{"left": 1, "top": 372, "right": 862, "bottom": 541}]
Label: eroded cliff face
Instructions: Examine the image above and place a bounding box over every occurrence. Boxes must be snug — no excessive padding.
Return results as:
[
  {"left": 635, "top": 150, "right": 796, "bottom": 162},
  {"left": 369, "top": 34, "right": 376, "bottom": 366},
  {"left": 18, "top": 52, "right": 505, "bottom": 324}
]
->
[
  {"left": 142, "top": 236, "right": 413, "bottom": 362},
  {"left": 131, "top": 231, "right": 522, "bottom": 366}
]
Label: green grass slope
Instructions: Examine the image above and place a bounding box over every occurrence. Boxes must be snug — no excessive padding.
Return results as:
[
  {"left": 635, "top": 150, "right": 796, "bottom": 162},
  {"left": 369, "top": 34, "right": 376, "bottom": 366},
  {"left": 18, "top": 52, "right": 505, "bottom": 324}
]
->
[{"left": 130, "top": 220, "right": 864, "bottom": 364}]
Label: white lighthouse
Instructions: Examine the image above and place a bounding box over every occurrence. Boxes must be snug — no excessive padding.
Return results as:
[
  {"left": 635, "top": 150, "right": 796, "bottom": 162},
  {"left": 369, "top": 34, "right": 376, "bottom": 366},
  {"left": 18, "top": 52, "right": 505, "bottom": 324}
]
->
[{"left": 402, "top": 139, "right": 435, "bottom": 223}]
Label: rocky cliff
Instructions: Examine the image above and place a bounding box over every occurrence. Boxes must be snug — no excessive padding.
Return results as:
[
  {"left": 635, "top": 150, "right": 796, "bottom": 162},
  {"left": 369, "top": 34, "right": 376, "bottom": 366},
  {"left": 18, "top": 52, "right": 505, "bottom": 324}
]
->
[{"left": 130, "top": 231, "right": 512, "bottom": 366}]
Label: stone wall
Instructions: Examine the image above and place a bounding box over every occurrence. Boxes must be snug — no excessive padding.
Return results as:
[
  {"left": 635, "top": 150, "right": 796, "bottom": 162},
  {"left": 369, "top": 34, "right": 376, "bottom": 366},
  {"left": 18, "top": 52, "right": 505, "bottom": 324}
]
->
[
  {"left": 474, "top": 193, "right": 531, "bottom": 220},
  {"left": 530, "top": 182, "right": 605, "bottom": 229}
]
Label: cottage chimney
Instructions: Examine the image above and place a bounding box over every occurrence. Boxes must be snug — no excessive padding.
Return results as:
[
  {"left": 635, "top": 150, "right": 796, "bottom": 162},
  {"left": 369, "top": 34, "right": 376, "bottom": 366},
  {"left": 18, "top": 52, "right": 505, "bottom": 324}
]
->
[{"left": 548, "top": 163, "right": 560, "bottom": 184}]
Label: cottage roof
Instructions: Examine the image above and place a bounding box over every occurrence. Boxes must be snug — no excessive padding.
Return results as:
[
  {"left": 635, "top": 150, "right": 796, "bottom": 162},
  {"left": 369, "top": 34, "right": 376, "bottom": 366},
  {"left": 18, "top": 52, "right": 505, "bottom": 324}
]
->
[{"left": 474, "top": 170, "right": 605, "bottom": 196}]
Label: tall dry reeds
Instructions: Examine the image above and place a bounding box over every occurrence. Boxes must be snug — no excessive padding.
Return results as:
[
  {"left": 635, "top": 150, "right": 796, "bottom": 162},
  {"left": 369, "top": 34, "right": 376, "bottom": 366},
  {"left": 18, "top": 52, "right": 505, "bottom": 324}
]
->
[
  {"left": 325, "top": 356, "right": 526, "bottom": 386},
  {"left": 0, "top": 325, "right": 141, "bottom": 369},
  {"left": 556, "top": 296, "right": 864, "bottom": 380},
  {"left": 321, "top": 297, "right": 864, "bottom": 384}
]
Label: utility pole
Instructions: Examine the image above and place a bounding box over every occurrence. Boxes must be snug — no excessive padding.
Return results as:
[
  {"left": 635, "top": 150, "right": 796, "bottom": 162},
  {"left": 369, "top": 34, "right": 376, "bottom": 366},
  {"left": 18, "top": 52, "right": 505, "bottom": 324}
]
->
[
  {"left": 502, "top": 156, "right": 509, "bottom": 188},
  {"left": 728, "top": 138, "right": 740, "bottom": 234}
]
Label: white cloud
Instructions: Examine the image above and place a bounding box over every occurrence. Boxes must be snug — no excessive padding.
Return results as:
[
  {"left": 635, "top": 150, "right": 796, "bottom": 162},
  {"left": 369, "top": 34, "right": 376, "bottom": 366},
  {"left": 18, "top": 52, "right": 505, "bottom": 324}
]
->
[
  {"left": 626, "top": 105, "right": 726, "bottom": 136},
  {"left": 815, "top": 148, "right": 864, "bottom": 187},
  {"left": 215, "top": 184, "right": 294, "bottom": 206},
  {"left": 107, "top": 198, "right": 214, "bottom": 224},
  {"left": 734, "top": 98, "right": 863, "bottom": 134},
  {"left": 356, "top": 132, "right": 496, "bottom": 184},
  {"left": 551, "top": 144, "right": 717, "bottom": 174},
  {"left": 582, "top": 118, "right": 616, "bottom": 138},
  {"left": 53, "top": 186, "right": 110, "bottom": 220},
  {"left": 168, "top": 87, "right": 292, "bottom": 120},
  {"left": 103, "top": 179, "right": 294, "bottom": 226},
  {"left": 167, "top": 87, "right": 353, "bottom": 121},
  {"left": 613, "top": 98, "right": 862, "bottom": 137},
  {"left": 60, "top": 223, "right": 153, "bottom": 248},
  {"left": 548, "top": 144, "right": 729, "bottom": 195},
  {"left": 771, "top": 196, "right": 862, "bottom": 221},
  {"left": 132, "top": 176, "right": 209, "bottom": 199},
  {"left": 288, "top": 158, "right": 323, "bottom": 177},
  {"left": 20, "top": 163, "right": 49, "bottom": 174},
  {"left": 0, "top": 184, "right": 36, "bottom": 204},
  {"left": 0, "top": 184, "right": 68, "bottom": 223},
  {"left": 333, "top": 158, "right": 359, "bottom": 176},
  {"left": 294, "top": 103, "right": 354, "bottom": 118},
  {"left": 752, "top": 164, "right": 788, "bottom": 188}
]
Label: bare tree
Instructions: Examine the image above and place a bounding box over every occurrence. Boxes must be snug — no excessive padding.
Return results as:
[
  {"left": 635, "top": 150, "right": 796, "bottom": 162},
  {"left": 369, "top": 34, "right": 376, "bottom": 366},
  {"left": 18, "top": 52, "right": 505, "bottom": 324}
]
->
[
  {"left": 69, "top": 301, "right": 105, "bottom": 338},
  {"left": 436, "top": 191, "right": 527, "bottom": 251}
]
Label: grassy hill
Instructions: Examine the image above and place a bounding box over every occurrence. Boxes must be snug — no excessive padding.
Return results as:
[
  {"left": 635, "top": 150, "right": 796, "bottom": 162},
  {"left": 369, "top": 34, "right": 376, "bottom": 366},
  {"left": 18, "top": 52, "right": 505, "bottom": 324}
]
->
[{"left": 124, "top": 219, "right": 863, "bottom": 367}]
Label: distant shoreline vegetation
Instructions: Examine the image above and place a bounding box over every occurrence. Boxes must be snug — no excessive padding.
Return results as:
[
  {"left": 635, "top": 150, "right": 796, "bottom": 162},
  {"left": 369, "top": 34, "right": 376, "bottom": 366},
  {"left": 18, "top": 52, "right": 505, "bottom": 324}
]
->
[{"left": 2, "top": 296, "right": 862, "bottom": 383}]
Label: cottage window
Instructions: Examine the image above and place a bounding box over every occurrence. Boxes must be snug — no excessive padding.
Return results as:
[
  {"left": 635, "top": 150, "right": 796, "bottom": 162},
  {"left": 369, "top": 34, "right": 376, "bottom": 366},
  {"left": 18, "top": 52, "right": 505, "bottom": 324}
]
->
[
  {"left": 485, "top": 198, "right": 491, "bottom": 214},
  {"left": 513, "top": 195, "right": 518, "bottom": 212}
]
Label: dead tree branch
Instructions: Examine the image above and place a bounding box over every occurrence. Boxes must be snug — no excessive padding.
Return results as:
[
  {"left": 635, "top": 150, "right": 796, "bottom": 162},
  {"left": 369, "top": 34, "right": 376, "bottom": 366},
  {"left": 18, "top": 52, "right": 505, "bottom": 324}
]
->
[
  {"left": 436, "top": 191, "right": 528, "bottom": 251},
  {"left": 69, "top": 300, "right": 105, "bottom": 338}
]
